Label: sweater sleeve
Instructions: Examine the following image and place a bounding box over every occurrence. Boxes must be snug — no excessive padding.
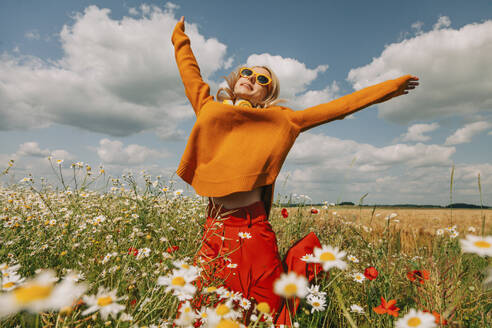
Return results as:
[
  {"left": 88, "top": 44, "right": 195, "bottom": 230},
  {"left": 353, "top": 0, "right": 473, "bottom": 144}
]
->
[
  {"left": 293, "top": 75, "right": 413, "bottom": 133},
  {"left": 172, "top": 21, "right": 213, "bottom": 116}
]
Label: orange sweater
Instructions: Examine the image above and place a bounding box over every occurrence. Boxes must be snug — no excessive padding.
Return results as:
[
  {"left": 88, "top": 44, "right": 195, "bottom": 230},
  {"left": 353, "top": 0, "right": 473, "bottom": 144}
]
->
[{"left": 172, "top": 21, "right": 413, "bottom": 218}]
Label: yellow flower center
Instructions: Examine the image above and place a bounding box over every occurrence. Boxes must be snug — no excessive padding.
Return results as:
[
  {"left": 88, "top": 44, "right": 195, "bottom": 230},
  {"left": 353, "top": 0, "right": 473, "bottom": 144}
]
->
[
  {"left": 184, "top": 307, "right": 191, "bottom": 313},
  {"left": 201, "top": 312, "right": 208, "bottom": 318},
  {"left": 313, "top": 301, "right": 320, "bottom": 307},
  {"left": 3, "top": 282, "right": 15, "bottom": 289},
  {"left": 216, "top": 304, "right": 230, "bottom": 316},
  {"left": 407, "top": 317, "right": 422, "bottom": 327},
  {"left": 181, "top": 264, "right": 190, "bottom": 269},
  {"left": 97, "top": 296, "right": 113, "bottom": 306},
  {"left": 320, "top": 252, "right": 335, "bottom": 262},
  {"left": 171, "top": 276, "right": 186, "bottom": 287},
  {"left": 474, "top": 240, "right": 491, "bottom": 248},
  {"left": 257, "top": 302, "right": 271, "bottom": 314},
  {"left": 283, "top": 283, "right": 298, "bottom": 297},
  {"left": 13, "top": 284, "right": 53, "bottom": 304},
  {"left": 206, "top": 286, "right": 217, "bottom": 293},
  {"left": 216, "top": 319, "right": 240, "bottom": 328}
]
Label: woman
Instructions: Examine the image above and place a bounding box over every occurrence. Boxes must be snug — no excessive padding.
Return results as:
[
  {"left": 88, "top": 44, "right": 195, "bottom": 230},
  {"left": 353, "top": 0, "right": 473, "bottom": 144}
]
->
[{"left": 172, "top": 16, "right": 418, "bottom": 325}]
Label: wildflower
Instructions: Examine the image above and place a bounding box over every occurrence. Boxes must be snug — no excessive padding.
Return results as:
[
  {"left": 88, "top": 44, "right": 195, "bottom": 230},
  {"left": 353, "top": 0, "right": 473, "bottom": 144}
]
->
[
  {"left": 166, "top": 245, "right": 179, "bottom": 254},
  {"left": 157, "top": 268, "right": 198, "bottom": 299},
  {"left": 352, "top": 272, "right": 366, "bottom": 283},
  {"left": 238, "top": 232, "right": 252, "bottom": 239},
  {"left": 136, "top": 247, "right": 151, "bottom": 260},
  {"left": 460, "top": 234, "right": 492, "bottom": 257},
  {"left": 174, "top": 301, "right": 198, "bottom": 327},
  {"left": 172, "top": 259, "right": 192, "bottom": 270},
  {"left": 364, "top": 267, "right": 378, "bottom": 281},
  {"left": 350, "top": 304, "right": 365, "bottom": 314},
  {"left": 1, "top": 272, "right": 25, "bottom": 291},
  {"left": 423, "top": 310, "right": 448, "bottom": 325},
  {"left": 0, "top": 270, "right": 86, "bottom": 317},
  {"left": 306, "top": 285, "right": 326, "bottom": 298},
  {"left": 449, "top": 230, "right": 459, "bottom": 238},
  {"left": 239, "top": 298, "right": 251, "bottom": 310},
  {"left": 300, "top": 253, "right": 316, "bottom": 263},
  {"left": 310, "top": 208, "right": 319, "bottom": 214},
  {"left": 436, "top": 229, "right": 444, "bottom": 236},
  {"left": 273, "top": 272, "right": 308, "bottom": 298},
  {"left": 256, "top": 302, "right": 271, "bottom": 314},
  {"left": 226, "top": 263, "right": 238, "bottom": 269},
  {"left": 373, "top": 296, "right": 400, "bottom": 317},
  {"left": 407, "top": 270, "right": 430, "bottom": 284},
  {"left": 313, "top": 245, "right": 347, "bottom": 271},
  {"left": 395, "top": 309, "right": 436, "bottom": 328},
  {"left": 307, "top": 295, "right": 326, "bottom": 313},
  {"left": 468, "top": 226, "right": 476, "bottom": 233},
  {"left": 174, "top": 189, "right": 184, "bottom": 197},
  {"left": 81, "top": 286, "right": 126, "bottom": 320},
  {"left": 281, "top": 208, "right": 289, "bottom": 218},
  {"left": 347, "top": 255, "right": 359, "bottom": 263}
]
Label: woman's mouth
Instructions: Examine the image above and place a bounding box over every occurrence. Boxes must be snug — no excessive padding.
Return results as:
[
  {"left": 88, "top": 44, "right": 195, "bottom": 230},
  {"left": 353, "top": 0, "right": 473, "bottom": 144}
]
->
[{"left": 241, "top": 83, "right": 253, "bottom": 91}]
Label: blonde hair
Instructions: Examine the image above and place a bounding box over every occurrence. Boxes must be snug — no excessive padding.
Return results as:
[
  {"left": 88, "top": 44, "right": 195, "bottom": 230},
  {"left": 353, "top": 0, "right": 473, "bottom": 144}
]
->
[{"left": 216, "top": 66, "right": 285, "bottom": 108}]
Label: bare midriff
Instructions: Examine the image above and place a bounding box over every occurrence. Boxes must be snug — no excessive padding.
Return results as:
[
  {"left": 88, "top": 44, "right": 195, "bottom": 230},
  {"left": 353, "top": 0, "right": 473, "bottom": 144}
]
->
[{"left": 210, "top": 186, "right": 263, "bottom": 210}]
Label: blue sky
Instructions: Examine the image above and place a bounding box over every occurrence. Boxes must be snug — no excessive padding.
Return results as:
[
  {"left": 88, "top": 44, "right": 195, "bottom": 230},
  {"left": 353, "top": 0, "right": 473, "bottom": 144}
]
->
[{"left": 1, "top": 0, "right": 491, "bottom": 205}]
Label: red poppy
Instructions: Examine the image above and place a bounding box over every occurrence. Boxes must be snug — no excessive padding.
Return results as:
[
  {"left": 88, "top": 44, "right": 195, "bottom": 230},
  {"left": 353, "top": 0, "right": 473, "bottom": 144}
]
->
[
  {"left": 130, "top": 299, "right": 137, "bottom": 307},
  {"left": 166, "top": 245, "right": 179, "bottom": 253},
  {"left": 364, "top": 266, "right": 378, "bottom": 280},
  {"left": 281, "top": 208, "right": 289, "bottom": 218},
  {"left": 407, "top": 270, "right": 430, "bottom": 284},
  {"left": 127, "top": 247, "right": 138, "bottom": 256},
  {"left": 423, "top": 310, "right": 448, "bottom": 325},
  {"left": 373, "top": 297, "right": 400, "bottom": 317},
  {"left": 310, "top": 208, "right": 319, "bottom": 214}
]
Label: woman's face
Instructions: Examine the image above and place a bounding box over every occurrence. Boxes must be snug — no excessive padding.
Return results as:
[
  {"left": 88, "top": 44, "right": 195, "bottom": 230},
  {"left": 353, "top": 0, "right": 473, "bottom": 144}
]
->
[{"left": 233, "top": 66, "right": 271, "bottom": 105}]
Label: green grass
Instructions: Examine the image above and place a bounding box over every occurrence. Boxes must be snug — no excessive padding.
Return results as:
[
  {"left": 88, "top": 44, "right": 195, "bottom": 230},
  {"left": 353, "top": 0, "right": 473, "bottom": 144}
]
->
[{"left": 0, "top": 164, "right": 491, "bottom": 327}]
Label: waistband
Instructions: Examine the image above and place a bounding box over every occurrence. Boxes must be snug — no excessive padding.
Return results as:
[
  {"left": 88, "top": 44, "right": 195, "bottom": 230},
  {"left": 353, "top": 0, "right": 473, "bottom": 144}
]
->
[{"left": 207, "top": 198, "right": 267, "bottom": 227}]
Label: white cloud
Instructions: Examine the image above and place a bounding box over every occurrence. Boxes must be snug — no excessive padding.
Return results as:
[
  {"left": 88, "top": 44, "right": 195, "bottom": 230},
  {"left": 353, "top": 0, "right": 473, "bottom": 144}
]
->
[
  {"left": 245, "top": 54, "right": 335, "bottom": 108},
  {"left": 400, "top": 123, "right": 439, "bottom": 142},
  {"left": 0, "top": 5, "right": 230, "bottom": 138},
  {"left": 347, "top": 18, "right": 492, "bottom": 123},
  {"left": 96, "top": 138, "right": 168, "bottom": 165},
  {"left": 25, "top": 30, "right": 40, "bottom": 40},
  {"left": 411, "top": 21, "right": 424, "bottom": 35},
  {"left": 16, "top": 142, "right": 50, "bottom": 157},
  {"left": 445, "top": 121, "right": 492, "bottom": 145},
  {"left": 287, "top": 132, "right": 455, "bottom": 171},
  {"left": 433, "top": 15, "right": 451, "bottom": 30}
]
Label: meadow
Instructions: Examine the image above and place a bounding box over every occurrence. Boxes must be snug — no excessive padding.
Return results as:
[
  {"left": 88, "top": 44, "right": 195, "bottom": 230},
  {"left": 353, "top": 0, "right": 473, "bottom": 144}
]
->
[{"left": 0, "top": 160, "right": 491, "bottom": 327}]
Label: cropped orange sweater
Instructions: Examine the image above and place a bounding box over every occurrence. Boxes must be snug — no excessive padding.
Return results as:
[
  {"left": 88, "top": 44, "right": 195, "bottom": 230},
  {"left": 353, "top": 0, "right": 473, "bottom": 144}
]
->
[{"left": 172, "top": 21, "right": 413, "bottom": 218}]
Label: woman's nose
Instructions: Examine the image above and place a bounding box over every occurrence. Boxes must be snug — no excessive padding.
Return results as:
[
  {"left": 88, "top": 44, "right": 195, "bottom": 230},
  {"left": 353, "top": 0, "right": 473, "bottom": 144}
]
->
[{"left": 248, "top": 75, "right": 256, "bottom": 83}]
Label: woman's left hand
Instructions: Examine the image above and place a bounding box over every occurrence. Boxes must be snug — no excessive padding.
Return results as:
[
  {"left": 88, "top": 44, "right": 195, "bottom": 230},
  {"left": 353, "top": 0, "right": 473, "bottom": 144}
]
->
[{"left": 400, "top": 76, "right": 419, "bottom": 95}]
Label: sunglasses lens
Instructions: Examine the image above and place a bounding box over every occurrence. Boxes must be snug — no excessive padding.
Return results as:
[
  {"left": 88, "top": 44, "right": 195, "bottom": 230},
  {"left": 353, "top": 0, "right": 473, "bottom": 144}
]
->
[
  {"left": 241, "top": 68, "right": 253, "bottom": 77},
  {"left": 257, "top": 75, "right": 270, "bottom": 85}
]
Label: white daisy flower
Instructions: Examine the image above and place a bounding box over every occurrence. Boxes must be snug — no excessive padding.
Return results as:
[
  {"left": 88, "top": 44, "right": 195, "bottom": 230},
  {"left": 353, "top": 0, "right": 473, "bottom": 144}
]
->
[
  {"left": 460, "top": 234, "right": 492, "bottom": 257},
  {"left": 468, "top": 226, "right": 477, "bottom": 233},
  {"left": 307, "top": 285, "right": 326, "bottom": 298},
  {"left": 313, "top": 245, "right": 347, "bottom": 271},
  {"left": 81, "top": 286, "right": 126, "bottom": 320},
  {"left": 350, "top": 304, "right": 365, "bottom": 314},
  {"left": 1, "top": 272, "right": 25, "bottom": 291},
  {"left": 226, "top": 263, "right": 238, "bottom": 269},
  {"left": 395, "top": 308, "right": 436, "bottom": 328},
  {"left": 436, "top": 229, "right": 444, "bottom": 236},
  {"left": 174, "top": 301, "right": 198, "bottom": 327},
  {"left": 273, "top": 272, "right": 308, "bottom": 298},
  {"left": 0, "top": 270, "right": 86, "bottom": 317},
  {"left": 300, "top": 253, "right": 316, "bottom": 263},
  {"left": 347, "top": 255, "right": 359, "bottom": 263},
  {"left": 238, "top": 232, "right": 252, "bottom": 239},
  {"left": 352, "top": 272, "right": 366, "bottom": 283},
  {"left": 450, "top": 230, "right": 459, "bottom": 238},
  {"left": 307, "top": 295, "right": 326, "bottom": 313},
  {"left": 157, "top": 268, "right": 198, "bottom": 298},
  {"left": 239, "top": 298, "right": 251, "bottom": 310}
]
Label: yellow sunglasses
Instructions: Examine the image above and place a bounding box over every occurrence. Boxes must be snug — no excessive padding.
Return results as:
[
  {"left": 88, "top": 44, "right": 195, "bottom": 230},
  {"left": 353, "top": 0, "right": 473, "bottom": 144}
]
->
[{"left": 239, "top": 67, "right": 272, "bottom": 86}]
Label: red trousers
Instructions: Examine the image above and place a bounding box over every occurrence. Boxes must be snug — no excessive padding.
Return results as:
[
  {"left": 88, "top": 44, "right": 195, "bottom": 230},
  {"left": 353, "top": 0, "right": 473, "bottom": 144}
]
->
[{"left": 195, "top": 199, "right": 322, "bottom": 326}]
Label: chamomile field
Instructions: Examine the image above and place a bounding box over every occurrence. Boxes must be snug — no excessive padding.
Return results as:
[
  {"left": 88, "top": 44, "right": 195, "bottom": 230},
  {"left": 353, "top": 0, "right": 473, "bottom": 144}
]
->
[{"left": 1, "top": 161, "right": 491, "bottom": 327}]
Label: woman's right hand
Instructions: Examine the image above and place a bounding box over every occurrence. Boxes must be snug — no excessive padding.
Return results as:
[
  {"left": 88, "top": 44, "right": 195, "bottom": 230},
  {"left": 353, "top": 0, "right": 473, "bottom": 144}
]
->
[{"left": 179, "top": 16, "right": 185, "bottom": 31}]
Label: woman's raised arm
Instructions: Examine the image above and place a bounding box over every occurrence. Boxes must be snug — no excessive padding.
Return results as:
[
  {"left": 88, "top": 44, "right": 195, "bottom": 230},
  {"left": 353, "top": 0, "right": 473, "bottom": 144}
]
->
[
  {"left": 172, "top": 16, "right": 213, "bottom": 116},
  {"left": 292, "top": 75, "right": 419, "bottom": 133}
]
